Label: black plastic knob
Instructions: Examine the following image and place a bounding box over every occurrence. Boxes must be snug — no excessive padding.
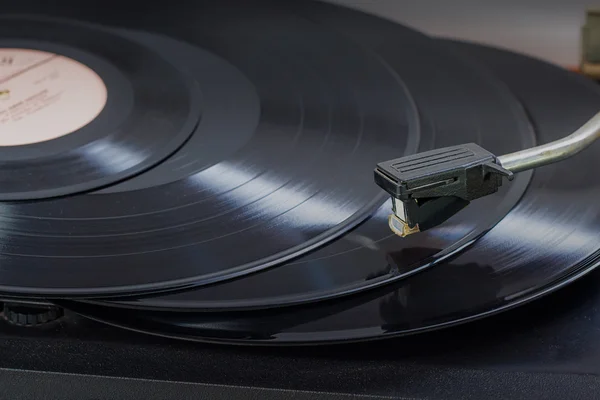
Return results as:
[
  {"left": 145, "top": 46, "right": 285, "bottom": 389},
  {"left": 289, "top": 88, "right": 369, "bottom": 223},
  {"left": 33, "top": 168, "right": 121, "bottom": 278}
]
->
[{"left": 2, "top": 303, "right": 64, "bottom": 327}]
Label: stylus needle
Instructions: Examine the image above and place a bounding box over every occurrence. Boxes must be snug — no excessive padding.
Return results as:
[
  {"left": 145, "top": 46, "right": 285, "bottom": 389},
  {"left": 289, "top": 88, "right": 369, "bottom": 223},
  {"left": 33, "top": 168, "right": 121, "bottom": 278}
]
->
[{"left": 374, "top": 111, "right": 600, "bottom": 237}]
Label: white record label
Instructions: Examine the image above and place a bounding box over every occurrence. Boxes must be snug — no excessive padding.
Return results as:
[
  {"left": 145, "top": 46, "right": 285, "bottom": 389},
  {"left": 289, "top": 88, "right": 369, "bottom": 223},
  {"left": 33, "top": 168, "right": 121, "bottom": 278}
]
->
[{"left": 0, "top": 48, "right": 108, "bottom": 146}]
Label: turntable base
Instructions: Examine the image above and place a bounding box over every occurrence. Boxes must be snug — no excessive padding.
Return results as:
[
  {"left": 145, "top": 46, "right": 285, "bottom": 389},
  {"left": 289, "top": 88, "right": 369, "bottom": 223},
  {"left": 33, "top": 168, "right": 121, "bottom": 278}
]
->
[{"left": 3, "top": 269, "right": 600, "bottom": 399}]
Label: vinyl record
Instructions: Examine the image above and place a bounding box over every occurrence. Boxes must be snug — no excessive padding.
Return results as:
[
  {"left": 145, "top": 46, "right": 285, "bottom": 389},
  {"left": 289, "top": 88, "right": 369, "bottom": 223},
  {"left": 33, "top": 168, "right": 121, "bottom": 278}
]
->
[
  {"left": 0, "top": 16, "right": 200, "bottom": 200},
  {"left": 0, "top": 1, "right": 530, "bottom": 297},
  {"left": 60, "top": 39, "right": 600, "bottom": 344},
  {"left": 83, "top": 10, "right": 538, "bottom": 311}
]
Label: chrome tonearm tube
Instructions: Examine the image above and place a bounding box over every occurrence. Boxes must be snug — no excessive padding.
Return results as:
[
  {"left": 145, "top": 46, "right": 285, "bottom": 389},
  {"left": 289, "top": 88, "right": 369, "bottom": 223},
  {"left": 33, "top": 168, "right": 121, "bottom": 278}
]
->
[{"left": 374, "top": 111, "right": 600, "bottom": 237}]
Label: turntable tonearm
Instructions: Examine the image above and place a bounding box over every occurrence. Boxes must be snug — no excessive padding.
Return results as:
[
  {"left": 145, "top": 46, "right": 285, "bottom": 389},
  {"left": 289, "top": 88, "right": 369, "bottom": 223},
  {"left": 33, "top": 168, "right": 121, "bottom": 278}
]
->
[{"left": 375, "top": 111, "right": 600, "bottom": 236}]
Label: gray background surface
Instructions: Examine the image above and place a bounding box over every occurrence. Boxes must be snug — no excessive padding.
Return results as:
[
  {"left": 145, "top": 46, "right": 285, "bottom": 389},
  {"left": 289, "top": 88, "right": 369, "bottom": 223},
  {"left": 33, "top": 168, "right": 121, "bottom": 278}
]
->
[{"left": 327, "top": 0, "right": 595, "bottom": 67}]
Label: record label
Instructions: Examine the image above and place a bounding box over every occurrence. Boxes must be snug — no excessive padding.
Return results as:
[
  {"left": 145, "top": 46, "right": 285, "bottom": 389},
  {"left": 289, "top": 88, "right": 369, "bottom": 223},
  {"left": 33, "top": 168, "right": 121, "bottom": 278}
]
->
[{"left": 0, "top": 48, "right": 107, "bottom": 146}]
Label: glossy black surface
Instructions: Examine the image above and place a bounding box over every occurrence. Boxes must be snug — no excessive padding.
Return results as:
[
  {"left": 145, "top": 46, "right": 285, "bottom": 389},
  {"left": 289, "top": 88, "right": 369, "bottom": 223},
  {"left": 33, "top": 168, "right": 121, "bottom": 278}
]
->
[
  {"left": 0, "top": 1, "right": 531, "bottom": 297},
  {"left": 65, "top": 39, "right": 600, "bottom": 344},
  {"left": 0, "top": 17, "right": 198, "bottom": 200}
]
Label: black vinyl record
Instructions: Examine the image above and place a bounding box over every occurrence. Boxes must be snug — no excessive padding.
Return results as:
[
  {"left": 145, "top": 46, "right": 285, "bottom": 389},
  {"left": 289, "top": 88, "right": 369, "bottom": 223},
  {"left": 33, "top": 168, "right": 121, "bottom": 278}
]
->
[
  {"left": 81, "top": 15, "right": 538, "bottom": 311},
  {"left": 0, "top": 1, "right": 532, "bottom": 297},
  {"left": 0, "top": 16, "right": 200, "bottom": 200},
  {"left": 63, "top": 37, "right": 600, "bottom": 344}
]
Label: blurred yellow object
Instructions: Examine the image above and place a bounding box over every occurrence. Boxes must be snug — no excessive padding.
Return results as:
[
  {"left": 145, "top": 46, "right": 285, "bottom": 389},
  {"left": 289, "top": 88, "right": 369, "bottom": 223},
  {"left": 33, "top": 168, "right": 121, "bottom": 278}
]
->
[
  {"left": 581, "top": 9, "right": 600, "bottom": 79},
  {"left": 581, "top": 62, "right": 600, "bottom": 79}
]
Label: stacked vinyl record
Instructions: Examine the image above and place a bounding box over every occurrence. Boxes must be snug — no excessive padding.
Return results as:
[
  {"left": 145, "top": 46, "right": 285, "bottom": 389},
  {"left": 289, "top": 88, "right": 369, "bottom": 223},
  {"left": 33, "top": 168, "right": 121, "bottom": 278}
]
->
[{"left": 0, "top": 0, "right": 598, "bottom": 345}]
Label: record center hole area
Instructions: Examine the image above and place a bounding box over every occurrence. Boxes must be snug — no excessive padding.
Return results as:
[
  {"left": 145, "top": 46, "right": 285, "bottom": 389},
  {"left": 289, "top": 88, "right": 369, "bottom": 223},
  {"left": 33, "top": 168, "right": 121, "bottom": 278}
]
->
[{"left": 0, "top": 48, "right": 108, "bottom": 146}]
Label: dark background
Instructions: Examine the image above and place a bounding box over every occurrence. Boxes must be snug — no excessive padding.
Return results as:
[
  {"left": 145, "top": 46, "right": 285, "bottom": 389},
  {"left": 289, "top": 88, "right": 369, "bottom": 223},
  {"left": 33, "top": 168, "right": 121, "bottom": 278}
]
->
[{"left": 329, "top": 0, "right": 590, "bottom": 68}]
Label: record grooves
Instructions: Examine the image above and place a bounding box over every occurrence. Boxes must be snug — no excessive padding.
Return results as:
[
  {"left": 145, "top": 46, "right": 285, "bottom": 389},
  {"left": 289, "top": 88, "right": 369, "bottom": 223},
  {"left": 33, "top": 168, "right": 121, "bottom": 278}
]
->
[
  {"left": 0, "top": 0, "right": 599, "bottom": 346},
  {"left": 79, "top": 24, "right": 538, "bottom": 310}
]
